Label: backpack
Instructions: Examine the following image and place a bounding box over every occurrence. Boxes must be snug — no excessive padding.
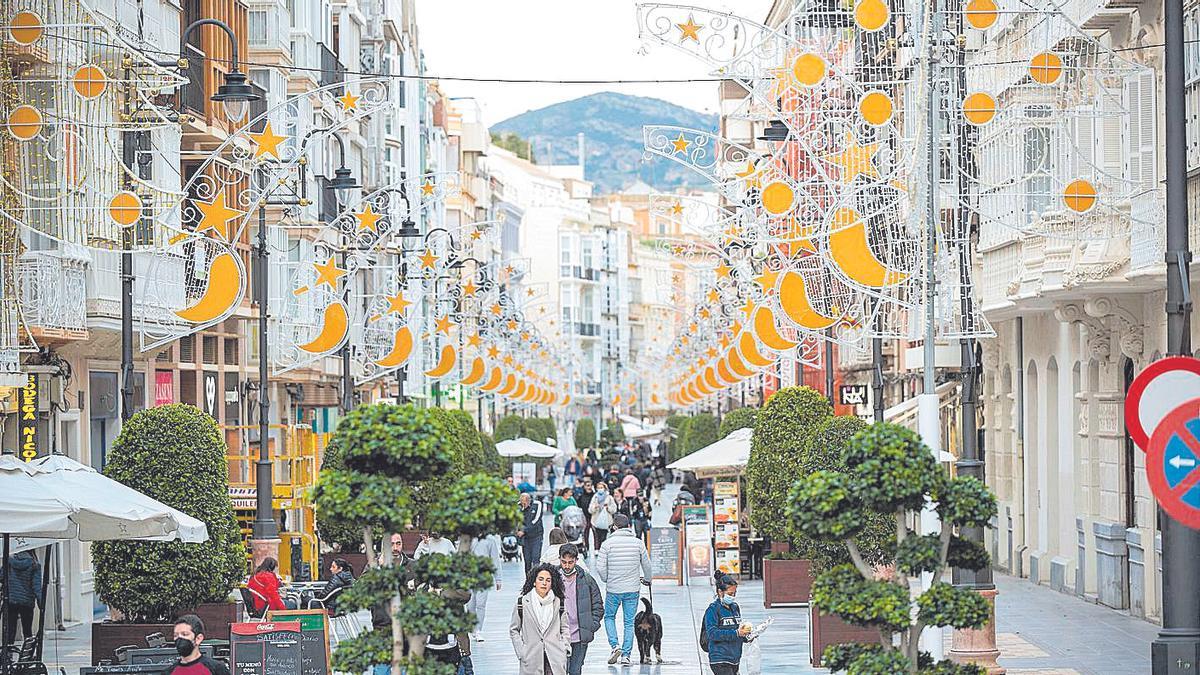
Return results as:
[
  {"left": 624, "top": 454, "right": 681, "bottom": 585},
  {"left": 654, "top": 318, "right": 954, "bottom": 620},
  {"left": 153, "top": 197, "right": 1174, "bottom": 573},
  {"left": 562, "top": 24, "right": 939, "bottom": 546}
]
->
[{"left": 699, "top": 601, "right": 730, "bottom": 653}]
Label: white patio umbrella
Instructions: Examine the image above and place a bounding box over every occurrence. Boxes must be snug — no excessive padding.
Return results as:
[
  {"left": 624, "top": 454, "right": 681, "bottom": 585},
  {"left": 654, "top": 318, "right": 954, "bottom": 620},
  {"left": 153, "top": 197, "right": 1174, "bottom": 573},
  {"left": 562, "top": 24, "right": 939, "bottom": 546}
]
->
[
  {"left": 668, "top": 427, "right": 753, "bottom": 478},
  {"left": 496, "top": 437, "right": 559, "bottom": 458},
  {"left": 0, "top": 456, "right": 77, "bottom": 537},
  {"left": 22, "top": 454, "right": 209, "bottom": 543}
]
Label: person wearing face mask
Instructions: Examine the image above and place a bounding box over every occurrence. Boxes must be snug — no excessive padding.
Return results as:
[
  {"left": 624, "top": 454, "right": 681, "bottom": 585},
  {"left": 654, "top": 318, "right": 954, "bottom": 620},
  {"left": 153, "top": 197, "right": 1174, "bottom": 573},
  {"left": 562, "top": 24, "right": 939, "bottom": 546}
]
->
[
  {"left": 587, "top": 483, "right": 616, "bottom": 551},
  {"left": 556, "top": 545, "right": 602, "bottom": 675},
  {"left": 165, "top": 614, "right": 229, "bottom": 675},
  {"left": 702, "top": 575, "right": 751, "bottom": 675}
]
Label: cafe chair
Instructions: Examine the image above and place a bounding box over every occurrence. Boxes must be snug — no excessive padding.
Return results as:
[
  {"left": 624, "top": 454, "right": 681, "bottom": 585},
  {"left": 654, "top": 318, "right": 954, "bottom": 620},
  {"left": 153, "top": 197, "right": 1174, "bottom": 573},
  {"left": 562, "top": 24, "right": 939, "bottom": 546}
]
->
[
  {"left": 144, "top": 632, "right": 166, "bottom": 648},
  {"left": 239, "top": 586, "right": 270, "bottom": 620},
  {"left": 305, "top": 586, "right": 345, "bottom": 614}
]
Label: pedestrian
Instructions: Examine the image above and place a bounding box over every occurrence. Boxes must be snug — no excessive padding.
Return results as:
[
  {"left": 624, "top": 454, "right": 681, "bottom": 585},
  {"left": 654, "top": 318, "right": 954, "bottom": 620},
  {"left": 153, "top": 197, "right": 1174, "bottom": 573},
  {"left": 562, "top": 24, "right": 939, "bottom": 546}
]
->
[
  {"left": 574, "top": 479, "right": 595, "bottom": 552},
  {"left": 518, "top": 492, "right": 546, "bottom": 575},
  {"left": 415, "top": 531, "right": 456, "bottom": 558},
  {"left": 509, "top": 563, "right": 570, "bottom": 675},
  {"left": 703, "top": 575, "right": 752, "bottom": 675},
  {"left": 165, "top": 614, "right": 230, "bottom": 675},
  {"left": 595, "top": 513, "right": 651, "bottom": 666},
  {"left": 3, "top": 551, "right": 40, "bottom": 645},
  {"left": 564, "top": 453, "right": 581, "bottom": 489},
  {"left": 468, "top": 533, "right": 503, "bottom": 642},
  {"left": 621, "top": 468, "right": 642, "bottom": 499},
  {"left": 246, "top": 557, "right": 296, "bottom": 613},
  {"left": 552, "top": 487, "right": 577, "bottom": 526},
  {"left": 541, "top": 527, "right": 570, "bottom": 567},
  {"left": 587, "top": 482, "right": 616, "bottom": 551},
  {"left": 555, "top": 544, "right": 602, "bottom": 675},
  {"left": 310, "top": 558, "right": 354, "bottom": 612}
]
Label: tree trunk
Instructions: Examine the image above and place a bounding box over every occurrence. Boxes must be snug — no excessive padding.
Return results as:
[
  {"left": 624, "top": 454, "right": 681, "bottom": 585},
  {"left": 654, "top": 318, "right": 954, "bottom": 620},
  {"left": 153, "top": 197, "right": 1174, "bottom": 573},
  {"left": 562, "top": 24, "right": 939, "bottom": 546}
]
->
[
  {"left": 390, "top": 595, "right": 403, "bottom": 675},
  {"left": 363, "top": 526, "right": 377, "bottom": 569}
]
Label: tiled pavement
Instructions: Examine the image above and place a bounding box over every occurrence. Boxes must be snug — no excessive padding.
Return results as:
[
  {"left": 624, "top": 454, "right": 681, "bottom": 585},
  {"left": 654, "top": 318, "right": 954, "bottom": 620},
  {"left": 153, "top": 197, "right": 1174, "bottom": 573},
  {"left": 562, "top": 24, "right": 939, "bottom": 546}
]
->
[{"left": 30, "top": 484, "right": 1158, "bottom": 674}]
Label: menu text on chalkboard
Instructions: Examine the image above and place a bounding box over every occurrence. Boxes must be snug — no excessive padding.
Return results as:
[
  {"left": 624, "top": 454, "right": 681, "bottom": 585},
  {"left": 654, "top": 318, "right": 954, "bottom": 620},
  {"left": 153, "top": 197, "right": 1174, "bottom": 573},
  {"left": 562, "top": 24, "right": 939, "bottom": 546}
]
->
[
  {"left": 648, "top": 527, "right": 681, "bottom": 582},
  {"left": 230, "top": 621, "right": 302, "bottom": 675},
  {"left": 265, "top": 609, "right": 332, "bottom": 675}
]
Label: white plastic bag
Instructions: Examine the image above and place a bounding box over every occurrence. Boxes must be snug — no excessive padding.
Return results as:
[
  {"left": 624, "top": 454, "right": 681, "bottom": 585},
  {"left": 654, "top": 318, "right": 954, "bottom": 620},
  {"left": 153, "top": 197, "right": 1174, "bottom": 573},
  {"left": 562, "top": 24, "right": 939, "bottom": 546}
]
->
[{"left": 743, "top": 638, "right": 763, "bottom": 675}]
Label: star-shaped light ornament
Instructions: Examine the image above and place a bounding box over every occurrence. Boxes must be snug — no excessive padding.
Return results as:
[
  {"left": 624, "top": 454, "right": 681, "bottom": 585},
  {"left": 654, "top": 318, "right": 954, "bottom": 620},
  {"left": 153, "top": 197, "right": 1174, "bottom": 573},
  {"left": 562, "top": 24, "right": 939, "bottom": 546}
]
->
[
  {"left": 462, "top": 280, "right": 479, "bottom": 296},
  {"left": 486, "top": 345, "right": 500, "bottom": 359},
  {"left": 676, "top": 14, "right": 703, "bottom": 42},
  {"left": 354, "top": 204, "right": 383, "bottom": 232},
  {"left": 670, "top": 201, "right": 685, "bottom": 215},
  {"left": 741, "top": 298, "right": 757, "bottom": 317},
  {"left": 467, "top": 333, "right": 482, "bottom": 348},
  {"left": 470, "top": 229, "right": 483, "bottom": 241},
  {"left": 419, "top": 249, "right": 439, "bottom": 269},
  {"left": 194, "top": 193, "right": 244, "bottom": 241},
  {"left": 506, "top": 319, "right": 518, "bottom": 331},
  {"left": 715, "top": 263, "right": 731, "bottom": 279},
  {"left": 490, "top": 303, "right": 504, "bottom": 316},
  {"left": 421, "top": 180, "right": 436, "bottom": 196},
  {"left": 435, "top": 315, "right": 455, "bottom": 335},
  {"left": 249, "top": 121, "right": 287, "bottom": 160},
  {"left": 823, "top": 134, "right": 881, "bottom": 183},
  {"left": 754, "top": 268, "right": 779, "bottom": 291},
  {"left": 671, "top": 134, "right": 691, "bottom": 154},
  {"left": 312, "top": 256, "right": 346, "bottom": 290},
  {"left": 383, "top": 291, "right": 411, "bottom": 316},
  {"left": 337, "top": 90, "right": 360, "bottom": 110},
  {"left": 706, "top": 289, "right": 720, "bottom": 303}
]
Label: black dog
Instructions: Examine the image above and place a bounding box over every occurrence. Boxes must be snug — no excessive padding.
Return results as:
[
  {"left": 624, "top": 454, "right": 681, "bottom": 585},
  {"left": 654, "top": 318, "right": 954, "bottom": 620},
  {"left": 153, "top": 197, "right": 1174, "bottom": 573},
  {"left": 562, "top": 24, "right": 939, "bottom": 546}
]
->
[{"left": 634, "top": 597, "right": 663, "bottom": 664}]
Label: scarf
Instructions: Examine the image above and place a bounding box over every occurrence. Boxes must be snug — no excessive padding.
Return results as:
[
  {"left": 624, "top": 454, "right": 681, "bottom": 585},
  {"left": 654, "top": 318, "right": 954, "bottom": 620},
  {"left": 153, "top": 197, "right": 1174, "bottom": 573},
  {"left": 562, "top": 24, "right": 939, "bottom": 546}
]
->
[{"left": 526, "top": 590, "right": 556, "bottom": 632}]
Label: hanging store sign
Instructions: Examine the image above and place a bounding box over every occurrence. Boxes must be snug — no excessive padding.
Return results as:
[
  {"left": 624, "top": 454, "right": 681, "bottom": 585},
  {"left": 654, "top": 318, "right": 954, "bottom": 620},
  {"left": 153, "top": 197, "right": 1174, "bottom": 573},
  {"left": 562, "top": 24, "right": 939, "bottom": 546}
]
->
[
  {"left": 154, "top": 371, "right": 174, "bottom": 406},
  {"left": 840, "top": 384, "right": 869, "bottom": 407},
  {"left": 19, "top": 374, "right": 40, "bottom": 461}
]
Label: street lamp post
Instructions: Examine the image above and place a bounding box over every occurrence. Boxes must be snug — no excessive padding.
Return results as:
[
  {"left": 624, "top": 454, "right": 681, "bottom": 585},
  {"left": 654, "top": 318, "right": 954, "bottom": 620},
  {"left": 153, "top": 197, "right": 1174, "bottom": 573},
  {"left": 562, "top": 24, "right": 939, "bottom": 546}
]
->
[
  {"left": 1153, "top": 0, "right": 1200, "bottom": 671},
  {"left": 327, "top": 133, "right": 360, "bottom": 416}
]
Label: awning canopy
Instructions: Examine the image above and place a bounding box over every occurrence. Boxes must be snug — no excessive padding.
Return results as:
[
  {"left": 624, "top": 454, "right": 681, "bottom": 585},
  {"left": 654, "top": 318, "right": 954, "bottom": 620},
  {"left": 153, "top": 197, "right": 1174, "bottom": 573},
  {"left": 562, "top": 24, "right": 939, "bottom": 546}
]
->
[
  {"left": 667, "top": 427, "right": 752, "bottom": 478},
  {"left": 496, "top": 438, "right": 560, "bottom": 459},
  {"left": 619, "top": 415, "right": 665, "bottom": 439},
  {"left": 0, "top": 454, "right": 208, "bottom": 543}
]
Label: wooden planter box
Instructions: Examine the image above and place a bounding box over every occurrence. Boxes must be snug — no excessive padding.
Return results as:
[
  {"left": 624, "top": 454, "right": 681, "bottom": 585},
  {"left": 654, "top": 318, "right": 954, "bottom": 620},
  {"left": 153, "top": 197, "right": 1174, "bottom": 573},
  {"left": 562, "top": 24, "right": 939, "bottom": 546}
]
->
[
  {"left": 92, "top": 601, "right": 241, "bottom": 665},
  {"left": 809, "top": 607, "right": 881, "bottom": 667},
  {"left": 762, "top": 558, "right": 813, "bottom": 607}
]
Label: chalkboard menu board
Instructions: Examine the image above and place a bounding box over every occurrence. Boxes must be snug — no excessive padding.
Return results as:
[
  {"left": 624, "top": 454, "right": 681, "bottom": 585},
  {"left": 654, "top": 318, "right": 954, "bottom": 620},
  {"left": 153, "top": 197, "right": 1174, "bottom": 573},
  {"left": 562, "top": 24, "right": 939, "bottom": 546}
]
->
[
  {"left": 230, "top": 621, "right": 302, "bottom": 675},
  {"left": 648, "top": 527, "right": 681, "bottom": 582},
  {"left": 265, "top": 609, "right": 332, "bottom": 675}
]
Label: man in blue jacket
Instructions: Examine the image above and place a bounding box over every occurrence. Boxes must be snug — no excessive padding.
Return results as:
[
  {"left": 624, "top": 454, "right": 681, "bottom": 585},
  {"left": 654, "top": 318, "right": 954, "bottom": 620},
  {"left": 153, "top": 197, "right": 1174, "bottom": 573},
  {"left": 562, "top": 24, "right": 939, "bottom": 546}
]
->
[{"left": 703, "top": 575, "right": 750, "bottom": 675}]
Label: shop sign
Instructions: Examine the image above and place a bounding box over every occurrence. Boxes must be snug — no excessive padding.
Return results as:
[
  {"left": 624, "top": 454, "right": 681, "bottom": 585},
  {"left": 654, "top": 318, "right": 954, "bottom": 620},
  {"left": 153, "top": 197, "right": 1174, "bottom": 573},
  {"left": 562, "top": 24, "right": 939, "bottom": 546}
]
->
[{"left": 19, "top": 374, "right": 39, "bottom": 461}]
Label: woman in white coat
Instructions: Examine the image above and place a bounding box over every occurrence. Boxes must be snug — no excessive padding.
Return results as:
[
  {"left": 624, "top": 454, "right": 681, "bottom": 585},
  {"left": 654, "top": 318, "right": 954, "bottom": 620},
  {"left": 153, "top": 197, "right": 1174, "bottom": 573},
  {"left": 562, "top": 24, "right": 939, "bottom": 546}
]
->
[{"left": 510, "top": 562, "right": 571, "bottom": 675}]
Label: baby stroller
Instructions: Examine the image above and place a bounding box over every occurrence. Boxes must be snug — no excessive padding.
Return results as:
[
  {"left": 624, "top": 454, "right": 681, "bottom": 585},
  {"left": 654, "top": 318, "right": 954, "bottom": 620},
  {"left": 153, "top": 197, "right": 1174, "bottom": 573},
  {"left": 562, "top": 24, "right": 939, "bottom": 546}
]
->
[
  {"left": 501, "top": 533, "right": 520, "bottom": 562},
  {"left": 559, "top": 505, "right": 587, "bottom": 547}
]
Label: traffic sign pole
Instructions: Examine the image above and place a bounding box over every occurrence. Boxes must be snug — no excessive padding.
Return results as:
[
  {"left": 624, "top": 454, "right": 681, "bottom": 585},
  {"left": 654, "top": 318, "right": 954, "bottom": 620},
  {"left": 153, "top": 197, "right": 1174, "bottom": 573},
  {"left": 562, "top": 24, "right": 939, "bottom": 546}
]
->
[{"left": 1155, "top": 0, "right": 1200, "bottom": 671}]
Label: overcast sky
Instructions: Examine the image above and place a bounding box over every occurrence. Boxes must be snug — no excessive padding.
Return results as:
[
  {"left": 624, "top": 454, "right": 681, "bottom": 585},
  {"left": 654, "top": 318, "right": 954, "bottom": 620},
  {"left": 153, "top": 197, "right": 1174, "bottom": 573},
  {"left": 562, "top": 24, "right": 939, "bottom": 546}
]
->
[{"left": 413, "top": 0, "right": 776, "bottom": 125}]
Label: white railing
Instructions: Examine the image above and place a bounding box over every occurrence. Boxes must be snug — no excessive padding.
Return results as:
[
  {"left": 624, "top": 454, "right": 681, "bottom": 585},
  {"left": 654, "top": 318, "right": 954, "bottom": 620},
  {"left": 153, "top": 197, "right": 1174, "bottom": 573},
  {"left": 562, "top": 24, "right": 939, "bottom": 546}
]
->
[
  {"left": 1130, "top": 190, "right": 1166, "bottom": 274},
  {"left": 19, "top": 250, "right": 88, "bottom": 334}
]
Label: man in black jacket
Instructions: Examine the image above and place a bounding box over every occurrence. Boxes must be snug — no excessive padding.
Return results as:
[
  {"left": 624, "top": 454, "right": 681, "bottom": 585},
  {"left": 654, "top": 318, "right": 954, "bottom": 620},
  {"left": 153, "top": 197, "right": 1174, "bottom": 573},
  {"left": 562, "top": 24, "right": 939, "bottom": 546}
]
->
[
  {"left": 557, "top": 544, "right": 603, "bottom": 675},
  {"left": 516, "top": 492, "right": 545, "bottom": 575}
]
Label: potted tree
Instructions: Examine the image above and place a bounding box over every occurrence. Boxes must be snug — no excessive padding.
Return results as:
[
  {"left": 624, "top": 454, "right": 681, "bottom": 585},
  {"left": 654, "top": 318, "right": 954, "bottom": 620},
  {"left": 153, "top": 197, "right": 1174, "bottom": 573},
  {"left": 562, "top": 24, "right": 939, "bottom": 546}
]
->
[
  {"left": 682, "top": 413, "right": 718, "bottom": 454},
  {"left": 313, "top": 403, "right": 519, "bottom": 673},
  {"left": 90, "top": 405, "right": 245, "bottom": 663},
  {"left": 746, "top": 387, "right": 831, "bottom": 606},
  {"left": 795, "top": 416, "right": 894, "bottom": 662},
  {"left": 718, "top": 406, "right": 757, "bottom": 438},
  {"left": 789, "top": 422, "right": 996, "bottom": 672},
  {"left": 494, "top": 414, "right": 524, "bottom": 442}
]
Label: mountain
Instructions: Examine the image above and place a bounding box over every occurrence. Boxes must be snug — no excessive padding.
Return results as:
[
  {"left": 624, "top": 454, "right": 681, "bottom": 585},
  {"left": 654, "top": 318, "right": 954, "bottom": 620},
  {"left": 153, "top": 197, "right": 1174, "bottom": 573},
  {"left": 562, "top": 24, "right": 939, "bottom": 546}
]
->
[{"left": 491, "top": 92, "right": 719, "bottom": 194}]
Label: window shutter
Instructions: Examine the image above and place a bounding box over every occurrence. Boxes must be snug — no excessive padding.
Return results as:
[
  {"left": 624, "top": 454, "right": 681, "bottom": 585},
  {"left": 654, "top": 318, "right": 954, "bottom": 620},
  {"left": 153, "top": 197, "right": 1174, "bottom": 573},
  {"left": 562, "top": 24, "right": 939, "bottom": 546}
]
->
[{"left": 1126, "top": 70, "right": 1157, "bottom": 191}]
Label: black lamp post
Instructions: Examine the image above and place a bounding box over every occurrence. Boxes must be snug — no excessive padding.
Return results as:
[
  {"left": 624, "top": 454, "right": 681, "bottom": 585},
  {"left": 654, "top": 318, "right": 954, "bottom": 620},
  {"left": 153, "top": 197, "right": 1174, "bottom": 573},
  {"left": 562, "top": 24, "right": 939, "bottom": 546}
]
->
[
  {"left": 327, "top": 133, "right": 360, "bottom": 416},
  {"left": 177, "top": 19, "right": 261, "bottom": 123}
]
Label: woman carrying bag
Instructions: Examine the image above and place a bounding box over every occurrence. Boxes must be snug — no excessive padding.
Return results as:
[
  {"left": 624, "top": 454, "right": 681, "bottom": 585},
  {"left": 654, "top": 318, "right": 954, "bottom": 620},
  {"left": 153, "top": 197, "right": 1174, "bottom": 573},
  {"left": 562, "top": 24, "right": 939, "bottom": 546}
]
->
[{"left": 510, "top": 563, "right": 571, "bottom": 675}]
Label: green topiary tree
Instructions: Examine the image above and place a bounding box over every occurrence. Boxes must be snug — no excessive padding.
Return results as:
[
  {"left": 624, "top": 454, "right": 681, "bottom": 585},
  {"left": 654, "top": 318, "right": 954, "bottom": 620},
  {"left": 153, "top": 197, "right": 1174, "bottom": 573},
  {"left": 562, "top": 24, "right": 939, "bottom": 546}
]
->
[
  {"left": 574, "top": 417, "right": 596, "bottom": 450},
  {"left": 316, "top": 404, "right": 520, "bottom": 674},
  {"left": 494, "top": 414, "right": 524, "bottom": 442},
  {"left": 479, "top": 433, "right": 505, "bottom": 478},
  {"left": 665, "top": 414, "right": 688, "bottom": 432},
  {"left": 315, "top": 438, "right": 370, "bottom": 552},
  {"left": 92, "top": 404, "right": 244, "bottom": 623},
  {"left": 794, "top": 416, "right": 892, "bottom": 571},
  {"left": 670, "top": 417, "right": 693, "bottom": 462},
  {"left": 719, "top": 407, "right": 758, "bottom": 438},
  {"left": 683, "top": 413, "right": 718, "bottom": 454},
  {"left": 525, "top": 416, "right": 557, "bottom": 445},
  {"left": 746, "top": 386, "right": 832, "bottom": 548},
  {"left": 599, "top": 419, "right": 625, "bottom": 445},
  {"left": 789, "top": 422, "right": 997, "bottom": 674}
]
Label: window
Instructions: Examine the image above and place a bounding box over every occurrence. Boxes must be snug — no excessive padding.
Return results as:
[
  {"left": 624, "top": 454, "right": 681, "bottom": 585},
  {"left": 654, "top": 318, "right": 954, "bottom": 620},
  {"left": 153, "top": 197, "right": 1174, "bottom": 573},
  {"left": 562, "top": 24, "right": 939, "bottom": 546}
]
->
[
  {"left": 224, "top": 338, "right": 240, "bottom": 365},
  {"left": 248, "top": 10, "right": 268, "bottom": 46},
  {"left": 1126, "top": 69, "right": 1157, "bottom": 189},
  {"left": 1023, "top": 105, "right": 1053, "bottom": 222},
  {"left": 560, "top": 234, "right": 572, "bottom": 265},
  {"left": 202, "top": 335, "right": 218, "bottom": 365}
]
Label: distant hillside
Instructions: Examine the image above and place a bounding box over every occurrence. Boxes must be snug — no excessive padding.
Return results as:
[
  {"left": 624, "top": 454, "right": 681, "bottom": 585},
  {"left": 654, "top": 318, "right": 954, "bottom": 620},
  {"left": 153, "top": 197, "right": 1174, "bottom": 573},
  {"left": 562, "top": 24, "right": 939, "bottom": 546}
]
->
[{"left": 491, "top": 92, "right": 719, "bottom": 194}]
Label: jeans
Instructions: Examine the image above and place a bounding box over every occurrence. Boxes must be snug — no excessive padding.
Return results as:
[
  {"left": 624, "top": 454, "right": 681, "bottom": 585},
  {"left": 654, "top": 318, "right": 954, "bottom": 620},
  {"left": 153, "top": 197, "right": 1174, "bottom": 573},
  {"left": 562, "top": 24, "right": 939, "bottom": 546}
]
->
[
  {"left": 603, "top": 591, "right": 639, "bottom": 657},
  {"left": 566, "top": 641, "right": 589, "bottom": 675},
  {"left": 565, "top": 474, "right": 576, "bottom": 488},
  {"left": 3, "top": 604, "right": 33, "bottom": 646},
  {"left": 522, "top": 536, "right": 543, "bottom": 576},
  {"left": 592, "top": 527, "right": 608, "bottom": 551},
  {"left": 710, "top": 664, "right": 739, "bottom": 675}
]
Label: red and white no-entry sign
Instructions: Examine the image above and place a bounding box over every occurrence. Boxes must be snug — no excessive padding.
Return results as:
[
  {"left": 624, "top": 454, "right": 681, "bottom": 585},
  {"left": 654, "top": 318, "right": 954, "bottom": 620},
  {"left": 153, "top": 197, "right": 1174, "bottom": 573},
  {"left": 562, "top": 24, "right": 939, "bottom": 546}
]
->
[{"left": 1124, "top": 356, "right": 1200, "bottom": 452}]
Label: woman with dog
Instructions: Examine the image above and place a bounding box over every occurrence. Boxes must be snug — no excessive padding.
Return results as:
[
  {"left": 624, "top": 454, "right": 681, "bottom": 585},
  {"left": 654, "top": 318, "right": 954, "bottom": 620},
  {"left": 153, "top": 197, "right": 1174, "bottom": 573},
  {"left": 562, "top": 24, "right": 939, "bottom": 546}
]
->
[{"left": 510, "top": 563, "right": 571, "bottom": 675}]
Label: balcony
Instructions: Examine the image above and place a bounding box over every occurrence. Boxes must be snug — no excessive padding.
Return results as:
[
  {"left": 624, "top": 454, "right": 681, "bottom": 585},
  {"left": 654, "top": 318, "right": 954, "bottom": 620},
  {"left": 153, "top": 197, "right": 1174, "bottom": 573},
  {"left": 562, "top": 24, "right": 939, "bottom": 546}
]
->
[
  {"left": 574, "top": 322, "right": 600, "bottom": 337},
  {"left": 559, "top": 265, "right": 599, "bottom": 282},
  {"left": 20, "top": 250, "right": 88, "bottom": 341},
  {"left": 319, "top": 44, "right": 345, "bottom": 91}
]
